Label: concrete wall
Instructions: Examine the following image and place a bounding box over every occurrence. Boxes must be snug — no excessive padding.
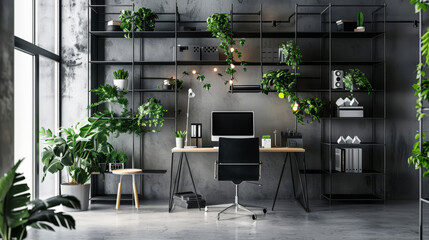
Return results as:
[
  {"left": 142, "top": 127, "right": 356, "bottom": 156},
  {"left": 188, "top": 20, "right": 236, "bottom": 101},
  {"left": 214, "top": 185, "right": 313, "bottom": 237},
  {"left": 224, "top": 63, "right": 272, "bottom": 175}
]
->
[
  {"left": 0, "top": 0, "right": 14, "bottom": 176},
  {"left": 61, "top": 0, "right": 420, "bottom": 201}
]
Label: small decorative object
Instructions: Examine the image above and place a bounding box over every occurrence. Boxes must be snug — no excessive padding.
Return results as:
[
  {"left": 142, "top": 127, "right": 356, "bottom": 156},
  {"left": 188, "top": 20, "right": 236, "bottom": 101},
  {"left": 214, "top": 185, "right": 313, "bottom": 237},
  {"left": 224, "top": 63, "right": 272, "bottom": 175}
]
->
[
  {"left": 336, "top": 20, "right": 356, "bottom": 31},
  {"left": 107, "top": 20, "right": 121, "bottom": 31},
  {"left": 113, "top": 69, "right": 129, "bottom": 90},
  {"left": 163, "top": 79, "right": 171, "bottom": 90},
  {"left": 174, "top": 131, "right": 187, "bottom": 148},
  {"left": 343, "top": 97, "right": 351, "bottom": 106},
  {"left": 352, "top": 136, "right": 361, "bottom": 144},
  {"left": 201, "top": 46, "right": 219, "bottom": 61},
  {"left": 337, "top": 136, "right": 346, "bottom": 144},
  {"left": 345, "top": 136, "right": 354, "bottom": 144},
  {"left": 175, "top": 45, "right": 201, "bottom": 61},
  {"left": 109, "top": 163, "right": 124, "bottom": 172},
  {"left": 350, "top": 98, "right": 359, "bottom": 106},
  {"left": 262, "top": 135, "right": 272, "bottom": 148},
  {"left": 336, "top": 98, "right": 345, "bottom": 107},
  {"left": 354, "top": 12, "right": 365, "bottom": 32},
  {"left": 273, "top": 130, "right": 278, "bottom": 147}
]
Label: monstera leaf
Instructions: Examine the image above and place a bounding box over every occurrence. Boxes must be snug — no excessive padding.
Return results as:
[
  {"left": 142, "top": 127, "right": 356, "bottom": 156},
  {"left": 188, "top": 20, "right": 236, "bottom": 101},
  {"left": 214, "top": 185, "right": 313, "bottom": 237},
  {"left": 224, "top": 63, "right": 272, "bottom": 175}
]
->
[
  {"left": 27, "top": 195, "right": 80, "bottom": 231},
  {"left": 0, "top": 159, "right": 30, "bottom": 240}
]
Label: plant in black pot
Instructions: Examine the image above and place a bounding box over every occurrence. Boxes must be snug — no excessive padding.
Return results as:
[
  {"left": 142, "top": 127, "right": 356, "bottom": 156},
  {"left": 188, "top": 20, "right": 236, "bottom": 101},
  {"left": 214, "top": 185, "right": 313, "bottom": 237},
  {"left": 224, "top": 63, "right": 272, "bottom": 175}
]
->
[{"left": 119, "top": 8, "right": 158, "bottom": 38}]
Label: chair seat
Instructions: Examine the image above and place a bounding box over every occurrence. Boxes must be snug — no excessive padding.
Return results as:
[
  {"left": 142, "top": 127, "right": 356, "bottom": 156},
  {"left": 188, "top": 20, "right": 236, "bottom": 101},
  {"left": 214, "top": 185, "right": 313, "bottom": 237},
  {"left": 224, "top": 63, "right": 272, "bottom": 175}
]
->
[{"left": 112, "top": 169, "right": 142, "bottom": 175}]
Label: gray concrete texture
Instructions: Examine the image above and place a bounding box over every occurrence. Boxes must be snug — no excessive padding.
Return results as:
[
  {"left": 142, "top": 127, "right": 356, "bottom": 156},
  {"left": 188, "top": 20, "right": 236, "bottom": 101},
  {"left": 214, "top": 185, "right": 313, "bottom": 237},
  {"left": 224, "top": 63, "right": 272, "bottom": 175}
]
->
[{"left": 60, "top": 0, "right": 421, "bottom": 201}]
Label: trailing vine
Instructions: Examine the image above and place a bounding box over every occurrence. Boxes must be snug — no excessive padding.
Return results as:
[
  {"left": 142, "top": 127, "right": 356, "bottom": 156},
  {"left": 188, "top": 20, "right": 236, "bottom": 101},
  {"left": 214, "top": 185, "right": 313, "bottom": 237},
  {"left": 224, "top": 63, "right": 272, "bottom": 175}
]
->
[
  {"left": 408, "top": 0, "right": 429, "bottom": 177},
  {"left": 260, "top": 69, "right": 326, "bottom": 125},
  {"left": 206, "top": 13, "right": 247, "bottom": 81},
  {"left": 279, "top": 40, "right": 302, "bottom": 69},
  {"left": 343, "top": 69, "right": 373, "bottom": 98},
  {"left": 119, "top": 8, "right": 158, "bottom": 38}
]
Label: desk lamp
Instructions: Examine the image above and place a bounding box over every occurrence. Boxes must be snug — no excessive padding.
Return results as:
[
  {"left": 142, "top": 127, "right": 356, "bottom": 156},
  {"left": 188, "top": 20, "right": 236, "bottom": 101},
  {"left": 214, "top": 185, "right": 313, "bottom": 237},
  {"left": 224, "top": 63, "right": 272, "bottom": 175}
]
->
[{"left": 185, "top": 88, "right": 195, "bottom": 147}]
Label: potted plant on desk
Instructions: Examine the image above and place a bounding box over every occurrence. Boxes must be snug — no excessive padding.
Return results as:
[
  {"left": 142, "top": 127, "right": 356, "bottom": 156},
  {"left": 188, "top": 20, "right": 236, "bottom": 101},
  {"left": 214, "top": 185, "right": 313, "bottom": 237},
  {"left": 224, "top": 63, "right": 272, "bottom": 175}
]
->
[{"left": 174, "top": 131, "right": 187, "bottom": 148}]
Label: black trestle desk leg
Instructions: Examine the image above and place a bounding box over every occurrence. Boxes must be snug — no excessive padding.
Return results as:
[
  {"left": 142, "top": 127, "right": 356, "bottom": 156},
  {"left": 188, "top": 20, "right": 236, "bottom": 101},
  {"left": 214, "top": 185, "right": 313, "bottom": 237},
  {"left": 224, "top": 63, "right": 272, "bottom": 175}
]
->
[
  {"left": 290, "top": 153, "right": 297, "bottom": 199},
  {"left": 302, "top": 152, "right": 310, "bottom": 212},
  {"left": 184, "top": 153, "right": 201, "bottom": 211},
  {"left": 293, "top": 152, "right": 309, "bottom": 212},
  {"left": 170, "top": 153, "right": 183, "bottom": 212},
  {"left": 168, "top": 153, "right": 174, "bottom": 212},
  {"left": 272, "top": 152, "right": 289, "bottom": 211}
]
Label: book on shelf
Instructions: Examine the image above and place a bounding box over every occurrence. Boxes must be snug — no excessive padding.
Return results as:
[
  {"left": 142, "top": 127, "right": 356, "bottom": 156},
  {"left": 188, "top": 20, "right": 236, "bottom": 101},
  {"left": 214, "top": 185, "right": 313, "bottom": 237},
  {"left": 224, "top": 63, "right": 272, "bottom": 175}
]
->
[
  {"left": 334, "top": 148, "right": 362, "bottom": 173},
  {"left": 190, "top": 123, "right": 202, "bottom": 148}
]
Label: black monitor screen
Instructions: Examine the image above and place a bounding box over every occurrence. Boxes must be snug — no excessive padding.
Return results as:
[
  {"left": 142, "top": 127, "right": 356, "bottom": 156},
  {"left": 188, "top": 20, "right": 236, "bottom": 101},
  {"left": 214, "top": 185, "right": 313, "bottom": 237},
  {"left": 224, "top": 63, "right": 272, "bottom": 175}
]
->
[{"left": 212, "top": 112, "right": 254, "bottom": 136}]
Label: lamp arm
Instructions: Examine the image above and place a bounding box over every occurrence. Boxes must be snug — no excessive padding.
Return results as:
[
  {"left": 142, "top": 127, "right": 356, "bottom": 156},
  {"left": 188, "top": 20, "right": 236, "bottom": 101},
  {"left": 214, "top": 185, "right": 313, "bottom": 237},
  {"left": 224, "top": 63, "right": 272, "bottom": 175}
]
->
[{"left": 185, "top": 96, "right": 191, "bottom": 146}]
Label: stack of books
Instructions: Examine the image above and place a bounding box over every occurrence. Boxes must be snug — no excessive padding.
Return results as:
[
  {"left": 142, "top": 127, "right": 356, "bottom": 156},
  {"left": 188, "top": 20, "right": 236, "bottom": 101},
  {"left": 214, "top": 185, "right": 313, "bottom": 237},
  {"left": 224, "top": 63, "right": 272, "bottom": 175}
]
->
[
  {"left": 173, "top": 192, "right": 206, "bottom": 209},
  {"left": 335, "top": 148, "right": 362, "bottom": 173},
  {"left": 190, "top": 123, "right": 202, "bottom": 148}
]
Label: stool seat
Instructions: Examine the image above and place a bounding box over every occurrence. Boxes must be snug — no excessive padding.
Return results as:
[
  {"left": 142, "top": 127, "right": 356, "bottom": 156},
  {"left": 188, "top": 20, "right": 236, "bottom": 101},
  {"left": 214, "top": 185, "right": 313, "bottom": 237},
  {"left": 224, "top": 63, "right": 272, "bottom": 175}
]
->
[{"left": 112, "top": 168, "right": 142, "bottom": 175}]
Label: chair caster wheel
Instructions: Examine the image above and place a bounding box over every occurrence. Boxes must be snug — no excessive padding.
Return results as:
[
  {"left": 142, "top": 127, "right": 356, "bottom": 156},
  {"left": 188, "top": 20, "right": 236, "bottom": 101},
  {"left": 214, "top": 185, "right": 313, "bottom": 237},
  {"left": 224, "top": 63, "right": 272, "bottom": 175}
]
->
[
  {"left": 263, "top": 208, "right": 267, "bottom": 214},
  {"left": 205, "top": 206, "right": 208, "bottom": 212},
  {"left": 252, "top": 215, "right": 257, "bottom": 220}
]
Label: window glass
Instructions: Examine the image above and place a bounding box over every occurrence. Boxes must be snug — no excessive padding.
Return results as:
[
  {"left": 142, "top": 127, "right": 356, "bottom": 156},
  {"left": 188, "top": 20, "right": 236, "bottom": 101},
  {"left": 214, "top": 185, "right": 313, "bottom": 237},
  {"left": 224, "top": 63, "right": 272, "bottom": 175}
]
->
[
  {"left": 36, "top": 0, "right": 59, "bottom": 53},
  {"left": 14, "top": 0, "right": 33, "bottom": 42}
]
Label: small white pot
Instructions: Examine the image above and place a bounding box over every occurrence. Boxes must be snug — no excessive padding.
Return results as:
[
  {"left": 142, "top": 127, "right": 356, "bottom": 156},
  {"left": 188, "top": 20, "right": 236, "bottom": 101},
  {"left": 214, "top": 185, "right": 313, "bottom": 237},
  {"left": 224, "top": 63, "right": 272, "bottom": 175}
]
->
[
  {"left": 113, "top": 79, "right": 128, "bottom": 90},
  {"left": 262, "top": 138, "right": 271, "bottom": 148},
  {"left": 176, "top": 137, "right": 184, "bottom": 148}
]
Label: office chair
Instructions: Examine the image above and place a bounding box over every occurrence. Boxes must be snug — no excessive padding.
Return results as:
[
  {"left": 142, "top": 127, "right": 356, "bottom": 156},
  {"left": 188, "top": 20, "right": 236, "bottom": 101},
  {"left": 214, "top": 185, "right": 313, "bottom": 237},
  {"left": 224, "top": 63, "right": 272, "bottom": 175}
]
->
[{"left": 206, "top": 137, "right": 267, "bottom": 220}]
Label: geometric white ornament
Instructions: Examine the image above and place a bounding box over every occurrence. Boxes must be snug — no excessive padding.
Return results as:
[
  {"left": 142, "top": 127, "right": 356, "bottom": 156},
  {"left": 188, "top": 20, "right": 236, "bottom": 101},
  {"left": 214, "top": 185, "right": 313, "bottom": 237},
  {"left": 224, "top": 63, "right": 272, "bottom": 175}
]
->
[
  {"left": 345, "top": 136, "right": 353, "bottom": 144},
  {"left": 336, "top": 98, "right": 345, "bottom": 107},
  {"left": 337, "top": 136, "right": 346, "bottom": 144},
  {"left": 350, "top": 98, "right": 359, "bottom": 106},
  {"left": 352, "top": 136, "right": 361, "bottom": 144},
  {"left": 343, "top": 98, "right": 351, "bottom": 106}
]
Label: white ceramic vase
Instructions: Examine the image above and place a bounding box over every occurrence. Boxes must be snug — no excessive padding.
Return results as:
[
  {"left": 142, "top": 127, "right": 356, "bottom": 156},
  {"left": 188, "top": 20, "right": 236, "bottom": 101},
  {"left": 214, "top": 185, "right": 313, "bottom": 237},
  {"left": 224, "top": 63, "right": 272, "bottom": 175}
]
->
[
  {"left": 176, "top": 137, "right": 184, "bottom": 148},
  {"left": 61, "top": 183, "right": 90, "bottom": 211},
  {"left": 113, "top": 79, "right": 128, "bottom": 90}
]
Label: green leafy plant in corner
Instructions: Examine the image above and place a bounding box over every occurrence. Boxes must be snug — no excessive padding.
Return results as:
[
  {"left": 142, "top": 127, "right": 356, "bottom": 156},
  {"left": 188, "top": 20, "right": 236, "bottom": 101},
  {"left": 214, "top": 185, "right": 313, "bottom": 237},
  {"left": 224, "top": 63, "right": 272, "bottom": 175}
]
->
[
  {"left": 408, "top": 133, "right": 429, "bottom": 177},
  {"left": 119, "top": 8, "right": 159, "bottom": 38},
  {"left": 207, "top": 13, "right": 247, "bottom": 78},
  {"left": 89, "top": 84, "right": 128, "bottom": 109},
  {"left": 293, "top": 97, "right": 326, "bottom": 124},
  {"left": 357, "top": 12, "right": 364, "bottom": 27},
  {"left": 174, "top": 131, "right": 187, "bottom": 138},
  {"left": 113, "top": 69, "right": 129, "bottom": 79},
  {"left": 0, "top": 159, "right": 80, "bottom": 240},
  {"left": 343, "top": 69, "right": 373, "bottom": 98},
  {"left": 279, "top": 40, "right": 302, "bottom": 69}
]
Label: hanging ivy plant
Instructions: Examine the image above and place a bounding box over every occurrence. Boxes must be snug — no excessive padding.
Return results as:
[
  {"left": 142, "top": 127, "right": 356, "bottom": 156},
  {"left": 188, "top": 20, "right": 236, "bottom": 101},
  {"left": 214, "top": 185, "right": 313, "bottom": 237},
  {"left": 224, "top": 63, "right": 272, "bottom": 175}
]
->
[
  {"left": 206, "top": 13, "right": 247, "bottom": 79},
  {"left": 279, "top": 40, "right": 302, "bottom": 69},
  {"left": 409, "top": 133, "right": 429, "bottom": 177},
  {"left": 119, "top": 8, "right": 158, "bottom": 38},
  {"left": 343, "top": 69, "right": 373, "bottom": 98},
  {"left": 260, "top": 69, "right": 326, "bottom": 125}
]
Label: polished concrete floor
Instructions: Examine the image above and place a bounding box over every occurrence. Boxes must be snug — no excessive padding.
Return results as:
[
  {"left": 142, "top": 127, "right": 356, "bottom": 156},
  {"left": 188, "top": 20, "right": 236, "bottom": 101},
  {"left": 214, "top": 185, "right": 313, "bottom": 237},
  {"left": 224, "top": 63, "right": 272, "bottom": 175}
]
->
[{"left": 27, "top": 200, "right": 421, "bottom": 240}]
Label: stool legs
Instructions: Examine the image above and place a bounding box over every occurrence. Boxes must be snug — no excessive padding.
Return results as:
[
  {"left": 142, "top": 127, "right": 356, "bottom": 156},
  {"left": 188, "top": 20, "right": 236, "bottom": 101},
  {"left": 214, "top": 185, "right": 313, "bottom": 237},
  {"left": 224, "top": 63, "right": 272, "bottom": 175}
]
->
[
  {"left": 132, "top": 175, "right": 139, "bottom": 209},
  {"left": 116, "top": 175, "right": 123, "bottom": 210}
]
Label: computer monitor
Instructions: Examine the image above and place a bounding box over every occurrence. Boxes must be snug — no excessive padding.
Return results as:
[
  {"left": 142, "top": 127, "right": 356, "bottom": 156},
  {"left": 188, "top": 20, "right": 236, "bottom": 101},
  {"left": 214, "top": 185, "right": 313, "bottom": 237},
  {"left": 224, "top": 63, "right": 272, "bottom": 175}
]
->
[{"left": 211, "top": 111, "right": 255, "bottom": 141}]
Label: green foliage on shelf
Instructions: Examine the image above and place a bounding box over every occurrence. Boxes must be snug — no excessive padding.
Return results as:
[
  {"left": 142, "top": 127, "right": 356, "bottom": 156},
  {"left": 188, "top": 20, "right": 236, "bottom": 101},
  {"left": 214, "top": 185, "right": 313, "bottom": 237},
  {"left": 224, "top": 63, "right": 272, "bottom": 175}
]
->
[
  {"left": 119, "top": 8, "right": 158, "bottom": 38},
  {"left": 409, "top": 1, "right": 429, "bottom": 177},
  {"left": 357, "top": 12, "right": 364, "bottom": 27},
  {"left": 260, "top": 69, "right": 326, "bottom": 125},
  {"left": 174, "top": 131, "right": 187, "bottom": 138},
  {"left": 410, "top": 0, "right": 429, "bottom": 13},
  {"left": 409, "top": 133, "right": 429, "bottom": 177},
  {"left": 0, "top": 159, "right": 80, "bottom": 240},
  {"left": 113, "top": 69, "right": 129, "bottom": 79},
  {"left": 206, "top": 13, "right": 247, "bottom": 77},
  {"left": 343, "top": 69, "right": 373, "bottom": 98},
  {"left": 88, "top": 84, "right": 128, "bottom": 109},
  {"left": 279, "top": 40, "right": 302, "bottom": 69},
  {"left": 137, "top": 97, "right": 167, "bottom": 132}
]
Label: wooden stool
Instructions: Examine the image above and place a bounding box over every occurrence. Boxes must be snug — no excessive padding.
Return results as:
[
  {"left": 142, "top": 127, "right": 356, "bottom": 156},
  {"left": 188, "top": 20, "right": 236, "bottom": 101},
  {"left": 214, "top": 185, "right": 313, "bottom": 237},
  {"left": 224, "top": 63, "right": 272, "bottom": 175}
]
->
[{"left": 112, "top": 169, "right": 142, "bottom": 210}]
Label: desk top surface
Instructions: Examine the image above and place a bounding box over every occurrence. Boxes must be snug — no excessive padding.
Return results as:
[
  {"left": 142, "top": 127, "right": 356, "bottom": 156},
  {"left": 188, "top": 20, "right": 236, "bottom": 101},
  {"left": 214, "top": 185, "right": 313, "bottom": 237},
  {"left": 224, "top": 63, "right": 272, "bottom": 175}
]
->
[{"left": 171, "top": 147, "right": 305, "bottom": 153}]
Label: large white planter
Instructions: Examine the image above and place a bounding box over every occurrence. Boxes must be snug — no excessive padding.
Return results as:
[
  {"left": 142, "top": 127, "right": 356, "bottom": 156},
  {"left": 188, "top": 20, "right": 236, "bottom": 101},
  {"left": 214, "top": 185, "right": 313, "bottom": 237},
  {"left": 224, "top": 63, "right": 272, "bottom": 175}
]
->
[
  {"left": 113, "top": 79, "right": 128, "bottom": 90},
  {"left": 176, "top": 137, "right": 184, "bottom": 148},
  {"left": 61, "top": 183, "right": 90, "bottom": 211}
]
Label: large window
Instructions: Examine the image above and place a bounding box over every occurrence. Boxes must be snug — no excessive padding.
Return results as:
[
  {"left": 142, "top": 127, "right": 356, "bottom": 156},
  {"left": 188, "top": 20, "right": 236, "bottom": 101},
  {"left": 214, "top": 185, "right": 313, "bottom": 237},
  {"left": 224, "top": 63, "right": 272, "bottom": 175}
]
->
[{"left": 14, "top": 0, "right": 60, "bottom": 200}]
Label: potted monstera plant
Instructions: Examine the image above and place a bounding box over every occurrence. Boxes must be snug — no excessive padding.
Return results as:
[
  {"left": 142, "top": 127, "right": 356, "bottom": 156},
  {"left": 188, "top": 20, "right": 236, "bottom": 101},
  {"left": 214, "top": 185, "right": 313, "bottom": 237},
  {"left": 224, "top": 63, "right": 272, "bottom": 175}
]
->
[{"left": 40, "top": 115, "right": 109, "bottom": 211}]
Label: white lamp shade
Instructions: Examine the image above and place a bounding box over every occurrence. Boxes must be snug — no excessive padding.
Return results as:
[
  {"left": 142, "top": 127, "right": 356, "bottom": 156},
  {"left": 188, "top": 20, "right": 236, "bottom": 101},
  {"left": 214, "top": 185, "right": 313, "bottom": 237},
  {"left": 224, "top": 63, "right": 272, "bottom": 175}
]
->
[{"left": 188, "top": 88, "right": 195, "bottom": 98}]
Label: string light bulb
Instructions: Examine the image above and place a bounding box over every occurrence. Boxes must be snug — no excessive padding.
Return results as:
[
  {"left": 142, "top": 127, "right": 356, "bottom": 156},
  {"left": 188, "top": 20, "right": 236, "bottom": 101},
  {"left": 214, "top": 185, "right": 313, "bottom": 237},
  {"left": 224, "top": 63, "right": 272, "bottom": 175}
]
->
[
  {"left": 213, "top": 67, "right": 218, "bottom": 72},
  {"left": 192, "top": 70, "right": 197, "bottom": 75},
  {"left": 292, "top": 102, "right": 299, "bottom": 112},
  {"left": 229, "top": 79, "right": 234, "bottom": 85},
  {"left": 230, "top": 64, "right": 235, "bottom": 69},
  {"left": 230, "top": 47, "right": 235, "bottom": 52}
]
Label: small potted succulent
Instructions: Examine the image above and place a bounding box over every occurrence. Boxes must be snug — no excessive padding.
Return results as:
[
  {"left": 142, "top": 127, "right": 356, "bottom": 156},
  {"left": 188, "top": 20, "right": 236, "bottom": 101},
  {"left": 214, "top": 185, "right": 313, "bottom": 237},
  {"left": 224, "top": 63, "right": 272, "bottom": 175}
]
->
[
  {"left": 113, "top": 69, "right": 129, "bottom": 90},
  {"left": 174, "top": 131, "right": 187, "bottom": 148},
  {"left": 355, "top": 12, "right": 365, "bottom": 32},
  {"left": 262, "top": 135, "right": 272, "bottom": 148},
  {"left": 107, "top": 150, "right": 128, "bottom": 172}
]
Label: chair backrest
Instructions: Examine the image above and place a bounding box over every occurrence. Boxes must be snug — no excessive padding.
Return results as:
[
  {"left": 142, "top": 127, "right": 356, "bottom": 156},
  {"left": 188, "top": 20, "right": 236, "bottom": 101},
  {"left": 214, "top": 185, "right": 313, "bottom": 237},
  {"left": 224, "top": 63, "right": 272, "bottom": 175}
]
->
[{"left": 218, "top": 138, "right": 260, "bottom": 184}]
